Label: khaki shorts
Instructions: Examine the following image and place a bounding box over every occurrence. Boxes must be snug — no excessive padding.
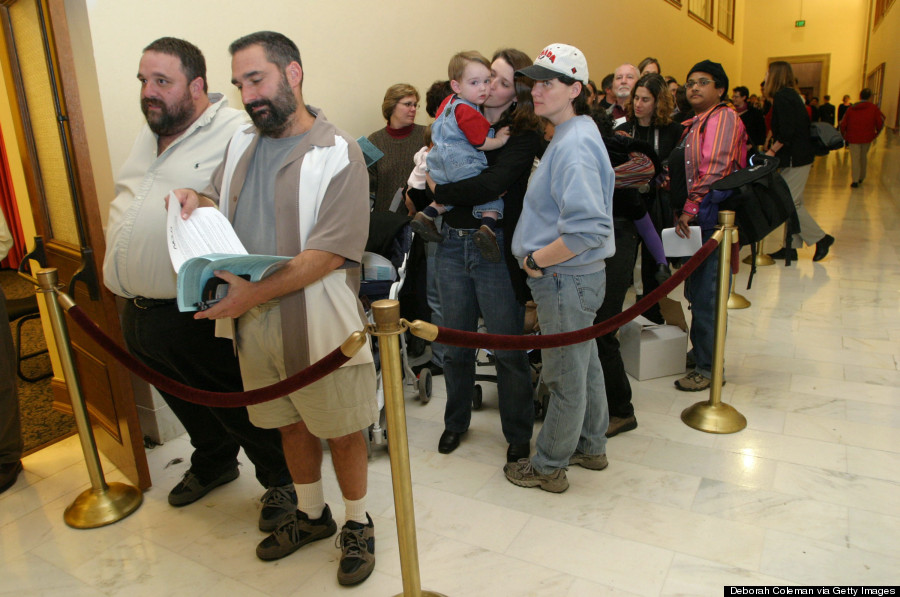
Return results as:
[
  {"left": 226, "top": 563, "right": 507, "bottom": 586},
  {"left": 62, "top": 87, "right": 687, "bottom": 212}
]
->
[{"left": 238, "top": 301, "right": 377, "bottom": 438}]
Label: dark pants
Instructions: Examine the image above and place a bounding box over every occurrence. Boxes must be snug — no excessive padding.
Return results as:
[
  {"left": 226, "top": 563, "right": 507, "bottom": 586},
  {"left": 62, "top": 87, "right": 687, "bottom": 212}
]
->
[
  {"left": 0, "top": 284, "right": 23, "bottom": 464},
  {"left": 595, "top": 222, "right": 638, "bottom": 419},
  {"left": 122, "top": 300, "right": 290, "bottom": 487},
  {"left": 436, "top": 226, "right": 533, "bottom": 444}
]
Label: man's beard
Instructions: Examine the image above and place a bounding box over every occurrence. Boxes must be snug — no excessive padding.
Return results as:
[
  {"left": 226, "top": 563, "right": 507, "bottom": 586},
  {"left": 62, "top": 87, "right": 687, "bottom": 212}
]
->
[
  {"left": 616, "top": 86, "right": 631, "bottom": 99},
  {"left": 141, "top": 91, "right": 193, "bottom": 137},
  {"left": 245, "top": 76, "right": 297, "bottom": 136}
]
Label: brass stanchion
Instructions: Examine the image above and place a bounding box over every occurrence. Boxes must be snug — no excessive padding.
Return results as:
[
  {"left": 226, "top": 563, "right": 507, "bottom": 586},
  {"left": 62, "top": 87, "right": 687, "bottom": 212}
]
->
[
  {"left": 742, "top": 241, "right": 774, "bottom": 266},
  {"left": 35, "top": 268, "right": 142, "bottom": 528},
  {"left": 681, "top": 213, "right": 747, "bottom": 434},
  {"left": 728, "top": 228, "right": 751, "bottom": 310},
  {"left": 726, "top": 286, "right": 751, "bottom": 309},
  {"left": 371, "top": 300, "right": 445, "bottom": 597}
]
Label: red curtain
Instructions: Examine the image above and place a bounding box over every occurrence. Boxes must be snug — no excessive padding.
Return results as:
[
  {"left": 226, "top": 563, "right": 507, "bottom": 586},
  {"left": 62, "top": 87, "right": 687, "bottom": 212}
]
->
[{"left": 0, "top": 122, "right": 26, "bottom": 269}]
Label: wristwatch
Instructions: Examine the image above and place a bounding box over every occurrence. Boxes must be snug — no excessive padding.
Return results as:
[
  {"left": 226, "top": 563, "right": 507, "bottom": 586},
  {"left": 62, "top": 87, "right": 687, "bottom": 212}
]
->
[{"left": 525, "top": 252, "right": 544, "bottom": 274}]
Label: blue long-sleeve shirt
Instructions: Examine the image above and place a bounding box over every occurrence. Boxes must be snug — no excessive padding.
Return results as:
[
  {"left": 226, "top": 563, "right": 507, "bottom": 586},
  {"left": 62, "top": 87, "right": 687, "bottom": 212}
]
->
[{"left": 512, "top": 115, "right": 614, "bottom": 275}]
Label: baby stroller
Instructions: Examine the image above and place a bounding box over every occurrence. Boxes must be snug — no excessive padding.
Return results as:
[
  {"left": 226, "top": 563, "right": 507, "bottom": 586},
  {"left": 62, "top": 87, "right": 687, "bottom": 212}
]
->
[{"left": 360, "top": 211, "right": 433, "bottom": 452}]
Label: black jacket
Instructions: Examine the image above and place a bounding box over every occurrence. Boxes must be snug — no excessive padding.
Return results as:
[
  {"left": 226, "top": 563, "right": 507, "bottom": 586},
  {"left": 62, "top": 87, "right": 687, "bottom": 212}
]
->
[{"left": 771, "top": 88, "right": 814, "bottom": 168}]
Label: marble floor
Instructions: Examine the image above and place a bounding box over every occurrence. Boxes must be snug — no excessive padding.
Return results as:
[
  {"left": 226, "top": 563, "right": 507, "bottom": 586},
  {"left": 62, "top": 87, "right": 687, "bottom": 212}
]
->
[{"left": 2, "top": 136, "right": 899, "bottom": 596}]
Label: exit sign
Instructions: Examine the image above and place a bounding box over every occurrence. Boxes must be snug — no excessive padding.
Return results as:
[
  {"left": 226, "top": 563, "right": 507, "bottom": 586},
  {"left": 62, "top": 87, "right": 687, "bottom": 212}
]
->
[{"left": 795, "top": 19, "right": 806, "bottom": 27}]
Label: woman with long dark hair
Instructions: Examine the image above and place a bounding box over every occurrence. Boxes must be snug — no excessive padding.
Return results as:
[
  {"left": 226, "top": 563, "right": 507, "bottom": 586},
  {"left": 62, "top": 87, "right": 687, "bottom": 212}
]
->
[
  {"left": 617, "top": 72, "right": 683, "bottom": 324},
  {"left": 763, "top": 61, "right": 834, "bottom": 261},
  {"left": 426, "top": 48, "right": 545, "bottom": 462}
]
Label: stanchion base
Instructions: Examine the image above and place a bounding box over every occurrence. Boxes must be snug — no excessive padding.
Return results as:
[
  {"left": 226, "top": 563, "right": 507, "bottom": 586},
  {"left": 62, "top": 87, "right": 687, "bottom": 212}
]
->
[
  {"left": 742, "top": 253, "right": 775, "bottom": 266},
  {"left": 727, "top": 292, "right": 751, "bottom": 309},
  {"left": 64, "top": 482, "right": 143, "bottom": 529},
  {"left": 681, "top": 401, "right": 747, "bottom": 434},
  {"left": 393, "top": 592, "right": 447, "bottom": 597}
]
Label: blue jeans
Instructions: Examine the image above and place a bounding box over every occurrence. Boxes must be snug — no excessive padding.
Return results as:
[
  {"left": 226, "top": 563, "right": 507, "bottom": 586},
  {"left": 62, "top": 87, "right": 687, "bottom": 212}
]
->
[
  {"left": 436, "top": 226, "right": 533, "bottom": 444},
  {"left": 443, "top": 197, "right": 505, "bottom": 220},
  {"left": 528, "top": 270, "right": 608, "bottom": 473},
  {"left": 425, "top": 240, "right": 444, "bottom": 367},
  {"left": 684, "top": 228, "right": 724, "bottom": 378}
]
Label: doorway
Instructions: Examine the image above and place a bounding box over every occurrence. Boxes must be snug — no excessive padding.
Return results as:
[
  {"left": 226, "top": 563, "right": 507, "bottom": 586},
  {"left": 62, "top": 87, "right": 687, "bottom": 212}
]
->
[{"left": 769, "top": 53, "right": 831, "bottom": 104}]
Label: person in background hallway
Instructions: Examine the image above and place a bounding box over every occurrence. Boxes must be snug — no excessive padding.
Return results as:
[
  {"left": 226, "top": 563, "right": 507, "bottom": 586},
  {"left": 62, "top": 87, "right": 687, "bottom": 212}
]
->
[
  {"left": 616, "top": 72, "right": 681, "bottom": 325},
  {"left": 762, "top": 61, "right": 834, "bottom": 263},
  {"left": 598, "top": 73, "right": 615, "bottom": 111},
  {"left": 818, "top": 94, "right": 835, "bottom": 127},
  {"left": 638, "top": 57, "right": 660, "bottom": 77},
  {"left": 839, "top": 88, "right": 885, "bottom": 189},
  {"left": 102, "top": 37, "right": 294, "bottom": 531},
  {"left": 609, "top": 64, "right": 639, "bottom": 123},
  {"left": 837, "top": 94, "right": 852, "bottom": 124},
  {"left": 732, "top": 85, "right": 766, "bottom": 151},
  {"left": 367, "top": 83, "right": 426, "bottom": 212}
]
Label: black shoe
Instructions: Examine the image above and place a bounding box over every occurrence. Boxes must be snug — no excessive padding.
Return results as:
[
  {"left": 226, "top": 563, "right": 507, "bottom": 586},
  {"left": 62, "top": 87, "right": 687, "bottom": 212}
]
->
[
  {"left": 768, "top": 247, "right": 798, "bottom": 261},
  {"left": 412, "top": 360, "right": 443, "bottom": 377},
  {"left": 438, "top": 430, "right": 465, "bottom": 454},
  {"left": 850, "top": 182, "right": 859, "bottom": 188},
  {"left": 168, "top": 467, "right": 239, "bottom": 507},
  {"left": 507, "top": 442, "right": 531, "bottom": 463},
  {"left": 258, "top": 484, "right": 298, "bottom": 533},
  {"left": 813, "top": 234, "right": 834, "bottom": 262},
  {"left": 256, "top": 505, "right": 338, "bottom": 561},
  {"left": 336, "top": 514, "right": 376, "bottom": 586},
  {"left": 0, "top": 460, "right": 23, "bottom": 494}
]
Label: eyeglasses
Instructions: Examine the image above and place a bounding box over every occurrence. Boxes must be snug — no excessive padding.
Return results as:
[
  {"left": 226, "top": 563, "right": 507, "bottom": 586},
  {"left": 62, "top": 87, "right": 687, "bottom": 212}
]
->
[
  {"left": 685, "top": 78, "right": 715, "bottom": 89},
  {"left": 399, "top": 101, "right": 419, "bottom": 108}
]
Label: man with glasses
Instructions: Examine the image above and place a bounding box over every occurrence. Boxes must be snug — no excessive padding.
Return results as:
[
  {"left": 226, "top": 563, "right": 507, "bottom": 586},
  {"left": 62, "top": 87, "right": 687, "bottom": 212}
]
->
[{"left": 672, "top": 60, "right": 747, "bottom": 392}]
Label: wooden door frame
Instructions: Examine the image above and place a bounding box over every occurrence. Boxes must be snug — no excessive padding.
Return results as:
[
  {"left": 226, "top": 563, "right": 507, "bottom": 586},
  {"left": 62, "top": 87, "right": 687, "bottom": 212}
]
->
[
  {"left": 0, "top": 0, "right": 150, "bottom": 488},
  {"left": 769, "top": 53, "right": 831, "bottom": 101}
]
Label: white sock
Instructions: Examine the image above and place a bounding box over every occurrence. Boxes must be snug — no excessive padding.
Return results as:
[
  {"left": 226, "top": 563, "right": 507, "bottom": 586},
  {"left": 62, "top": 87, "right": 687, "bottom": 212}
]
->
[
  {"left": 295, "top": 481, "right": 325, "bottom": 520},
  {"left": 343, "top": 495, "right": 368, "bottom": 525}
]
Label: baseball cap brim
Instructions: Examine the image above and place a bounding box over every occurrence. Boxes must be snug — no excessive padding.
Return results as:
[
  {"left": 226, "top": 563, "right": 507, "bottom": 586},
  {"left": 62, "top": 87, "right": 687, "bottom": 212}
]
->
[{"left": 516, "top": 64, "right": 566, "bottom": 81}]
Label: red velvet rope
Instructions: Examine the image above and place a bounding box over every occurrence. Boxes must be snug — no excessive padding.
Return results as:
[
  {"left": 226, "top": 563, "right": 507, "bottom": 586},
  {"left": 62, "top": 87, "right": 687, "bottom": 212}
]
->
[
  {"left": 61, "top": 235, "right": 721, "bottom": 406},
  {"left": 434, "top": 235, "right": 721, "bottom": 350},
  {"left": 66, "top": 306, "right": 351, "bottom": 408}
]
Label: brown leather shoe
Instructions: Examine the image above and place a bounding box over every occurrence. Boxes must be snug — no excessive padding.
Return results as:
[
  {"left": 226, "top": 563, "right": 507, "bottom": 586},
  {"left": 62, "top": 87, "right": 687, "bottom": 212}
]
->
[
  {"left": 606, "top": 415, "right": 637, "bottom": 438},
  {"left": 411, "top": 213, "right": 443, "bottom": 242},
  {"left": 472, "top": 225, "right": 501, "bottom": 262}
]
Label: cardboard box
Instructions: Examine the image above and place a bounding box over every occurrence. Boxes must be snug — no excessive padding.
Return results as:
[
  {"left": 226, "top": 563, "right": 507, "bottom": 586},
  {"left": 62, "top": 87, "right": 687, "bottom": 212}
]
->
[{"left": 619, "top": 298, "right": 688, "bottom": 381}]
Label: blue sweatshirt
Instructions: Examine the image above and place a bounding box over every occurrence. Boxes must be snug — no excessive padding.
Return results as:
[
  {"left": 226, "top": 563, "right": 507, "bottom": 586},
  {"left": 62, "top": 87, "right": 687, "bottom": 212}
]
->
[{"left": 512, "top": 115, "right": 614, "bottom": 275}]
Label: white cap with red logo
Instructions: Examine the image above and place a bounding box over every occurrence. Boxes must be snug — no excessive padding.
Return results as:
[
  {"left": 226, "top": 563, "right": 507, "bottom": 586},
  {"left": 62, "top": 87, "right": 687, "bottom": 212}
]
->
[{"left": 516, "top": 43, "right": 589, "bottom": 84}]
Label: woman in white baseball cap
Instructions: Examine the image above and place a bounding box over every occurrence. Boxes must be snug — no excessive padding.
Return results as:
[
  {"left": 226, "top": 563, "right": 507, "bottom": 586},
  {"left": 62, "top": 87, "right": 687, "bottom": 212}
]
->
[{"left": 506, "top": 44, "right": 616, "bottom": 493}]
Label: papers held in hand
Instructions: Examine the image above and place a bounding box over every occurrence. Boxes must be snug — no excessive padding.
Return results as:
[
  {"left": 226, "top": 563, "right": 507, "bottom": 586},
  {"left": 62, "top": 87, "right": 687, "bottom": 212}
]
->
[
  {"left": 165, "top": 192, "right": 288, "bottom": 312},
  {"left": 662, "top": 226, "right": 702, "bottom": 257}
]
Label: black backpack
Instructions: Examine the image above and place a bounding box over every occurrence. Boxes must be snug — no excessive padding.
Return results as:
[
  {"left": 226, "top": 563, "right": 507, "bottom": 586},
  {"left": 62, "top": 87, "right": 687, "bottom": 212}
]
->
[
  {"left": 712, "top": 153, "right": 800, "bottom": 285},
  {"left": 809, "top": 122, "right": 844, "bottom": 156}
]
